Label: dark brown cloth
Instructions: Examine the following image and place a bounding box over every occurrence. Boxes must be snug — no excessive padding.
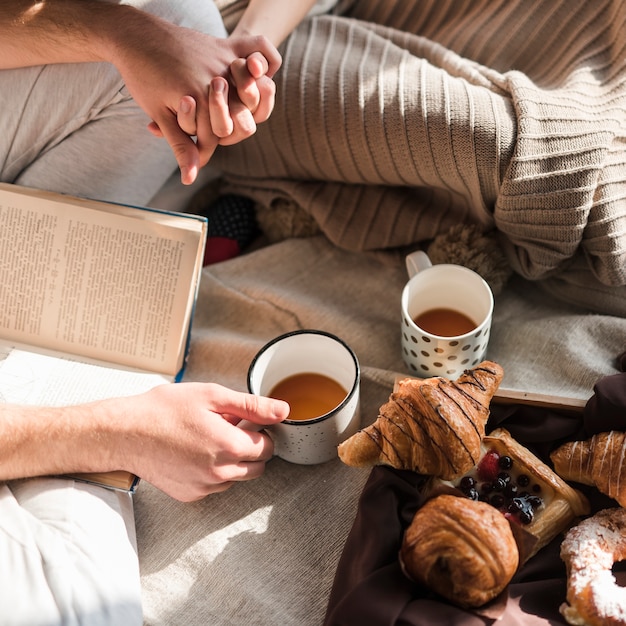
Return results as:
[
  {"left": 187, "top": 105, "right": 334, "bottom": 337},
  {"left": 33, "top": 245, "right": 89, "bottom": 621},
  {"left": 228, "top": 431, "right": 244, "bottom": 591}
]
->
[{"left": 324, "top": 365, "right": 626, "bottom": 626}]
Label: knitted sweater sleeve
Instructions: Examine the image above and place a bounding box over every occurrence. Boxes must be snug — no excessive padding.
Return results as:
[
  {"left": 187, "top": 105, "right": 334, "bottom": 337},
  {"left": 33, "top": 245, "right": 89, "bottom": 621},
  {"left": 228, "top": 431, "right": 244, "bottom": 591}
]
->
[
  {"left": 213, "top": 0, "right": 626, "bottom": 303},
  {"left": 497, "top": 60, "right": 626, "bottom": 286}
]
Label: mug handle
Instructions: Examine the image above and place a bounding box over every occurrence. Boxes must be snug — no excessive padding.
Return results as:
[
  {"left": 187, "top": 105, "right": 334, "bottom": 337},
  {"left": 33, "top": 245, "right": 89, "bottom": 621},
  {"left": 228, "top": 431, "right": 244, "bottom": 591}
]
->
[{"left": 405, "top": 250, "right": 432, "bottom": 278}]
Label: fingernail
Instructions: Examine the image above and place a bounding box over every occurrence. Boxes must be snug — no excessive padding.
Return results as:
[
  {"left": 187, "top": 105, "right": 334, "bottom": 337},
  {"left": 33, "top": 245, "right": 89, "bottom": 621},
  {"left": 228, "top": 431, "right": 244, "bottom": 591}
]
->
[
  {"left": 181, "top": 165, "right": 197, "bottom": 185},
  {"left": 180, "top": 99, "right": 192, "bottom": 114},
  {"left": 273, "top": 400, "right": 290, "bottom": 420},
  {"left": 213, "top": 79, "right": 225, "bottom": 93}
]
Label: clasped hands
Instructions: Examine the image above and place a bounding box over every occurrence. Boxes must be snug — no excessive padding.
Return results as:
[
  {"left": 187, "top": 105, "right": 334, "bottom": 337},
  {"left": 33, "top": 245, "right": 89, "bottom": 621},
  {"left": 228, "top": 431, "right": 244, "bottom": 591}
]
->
[{"left": 143, "top": 33, "right": 282, "bottom": 185}]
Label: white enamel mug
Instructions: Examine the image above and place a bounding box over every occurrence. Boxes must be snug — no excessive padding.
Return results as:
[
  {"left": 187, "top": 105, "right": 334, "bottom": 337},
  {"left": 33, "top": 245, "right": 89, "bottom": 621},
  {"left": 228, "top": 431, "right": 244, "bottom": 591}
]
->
[
  {"left": 401, "top": 251, "right": 494, "bottom": 379},
  {"left": 247, "top": 330, "right": 361, "bottom": 465}
]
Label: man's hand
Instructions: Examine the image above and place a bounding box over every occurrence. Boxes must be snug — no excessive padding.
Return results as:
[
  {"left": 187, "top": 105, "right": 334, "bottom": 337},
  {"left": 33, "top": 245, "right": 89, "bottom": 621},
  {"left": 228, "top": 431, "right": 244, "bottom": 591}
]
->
[
  {"left": 0, "top": 382, "right": 288, "bottom": 503},
  {"left": 116, "top": 383, "right": 289, "bottom": 502},
  {"left": 1, "top": 2, "right": 281, "bottom": 185}
]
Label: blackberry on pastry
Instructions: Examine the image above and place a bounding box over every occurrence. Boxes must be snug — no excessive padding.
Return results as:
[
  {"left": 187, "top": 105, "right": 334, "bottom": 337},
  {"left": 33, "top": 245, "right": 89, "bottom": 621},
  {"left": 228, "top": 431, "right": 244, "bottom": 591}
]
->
[{"left": 434, "top": 428, "right": 590, "bottom": 562}]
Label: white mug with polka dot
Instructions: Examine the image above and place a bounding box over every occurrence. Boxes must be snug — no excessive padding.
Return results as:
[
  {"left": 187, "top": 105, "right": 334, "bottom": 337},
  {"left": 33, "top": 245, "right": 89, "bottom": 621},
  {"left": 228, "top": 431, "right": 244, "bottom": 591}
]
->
[
  {"left": 401, "top": 251, "right": 494, "bottom": 380},
  {"left": 246, "top": 330, "right": 361, "bottom": 464}
]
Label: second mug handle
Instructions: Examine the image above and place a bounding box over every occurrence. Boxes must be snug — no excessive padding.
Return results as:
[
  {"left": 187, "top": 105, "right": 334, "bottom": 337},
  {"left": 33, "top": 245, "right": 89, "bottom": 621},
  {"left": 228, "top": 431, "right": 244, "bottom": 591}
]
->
[{"left": 405, "top": 250, "right": 432, "bottom": 278}]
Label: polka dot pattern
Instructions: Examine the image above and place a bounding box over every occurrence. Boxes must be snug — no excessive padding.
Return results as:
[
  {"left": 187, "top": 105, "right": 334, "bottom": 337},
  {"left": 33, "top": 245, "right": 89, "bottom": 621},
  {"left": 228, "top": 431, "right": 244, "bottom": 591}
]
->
[
  {"left": 401, "top": 315, "right": 491, "bottom": 378},
  {"left": 271, "top": 394, "right": 361, "bottom": 464}
]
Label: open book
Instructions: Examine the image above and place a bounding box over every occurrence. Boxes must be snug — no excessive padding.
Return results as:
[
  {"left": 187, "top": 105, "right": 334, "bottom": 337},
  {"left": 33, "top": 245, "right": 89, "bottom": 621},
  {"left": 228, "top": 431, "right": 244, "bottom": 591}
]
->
[{"left": 0, "top": 183, "right": 207, "bottom": 491}]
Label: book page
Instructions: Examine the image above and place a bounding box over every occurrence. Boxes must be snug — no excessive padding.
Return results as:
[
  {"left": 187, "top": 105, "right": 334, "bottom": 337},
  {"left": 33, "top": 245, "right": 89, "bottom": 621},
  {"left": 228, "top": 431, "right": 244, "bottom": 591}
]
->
[
  {"left": 0, "top": 184, "right": 205, "bottom": 376},
  {"left": 0, "top": 344, "right": 169, "bottom": 407}
]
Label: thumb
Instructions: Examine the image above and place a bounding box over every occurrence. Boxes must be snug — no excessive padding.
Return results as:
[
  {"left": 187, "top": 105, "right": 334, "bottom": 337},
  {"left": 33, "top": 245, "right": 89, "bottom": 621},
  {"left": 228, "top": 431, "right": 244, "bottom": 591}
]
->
[
  {"left": 238, "top": 393, "right": 290, "bottom": 427},
  {"left": 216, "top": 389, "right": 290, "bottom": 428}
]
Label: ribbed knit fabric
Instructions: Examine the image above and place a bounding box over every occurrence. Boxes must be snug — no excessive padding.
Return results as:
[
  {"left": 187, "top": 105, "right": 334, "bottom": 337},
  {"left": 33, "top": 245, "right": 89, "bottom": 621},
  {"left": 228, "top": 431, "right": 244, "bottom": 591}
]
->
[{"left": 213, "top": 0, "right": 626, "bottom": 315}]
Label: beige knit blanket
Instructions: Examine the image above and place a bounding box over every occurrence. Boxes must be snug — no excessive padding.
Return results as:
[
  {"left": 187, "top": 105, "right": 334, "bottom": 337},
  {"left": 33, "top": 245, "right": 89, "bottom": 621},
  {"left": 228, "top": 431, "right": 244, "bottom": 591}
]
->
[{"left": 212, "top": 0, "right": 626, "bottom": 316}]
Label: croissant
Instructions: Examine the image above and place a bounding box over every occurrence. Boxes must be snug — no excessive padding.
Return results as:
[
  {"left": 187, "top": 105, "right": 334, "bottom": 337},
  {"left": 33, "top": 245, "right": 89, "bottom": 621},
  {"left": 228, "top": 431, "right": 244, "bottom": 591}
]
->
[
  {"left": 337, "top": 361, "right": 504, "bottom": 480},
  {"left": 400, "top": 494, "right": 519, "bottom": 608},
  {"left": 551, "top": 431, "right": 626, "bottom": 506}
]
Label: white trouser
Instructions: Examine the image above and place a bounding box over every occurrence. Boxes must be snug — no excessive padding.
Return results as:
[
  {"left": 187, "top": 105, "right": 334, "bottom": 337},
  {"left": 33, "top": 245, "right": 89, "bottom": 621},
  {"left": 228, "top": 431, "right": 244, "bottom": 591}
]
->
[
  {"left": 0, "top": 1, "right": 226, "bottom": 624},
  {"left": 0, "top": 479, "right": 141, "bottom": 626}
]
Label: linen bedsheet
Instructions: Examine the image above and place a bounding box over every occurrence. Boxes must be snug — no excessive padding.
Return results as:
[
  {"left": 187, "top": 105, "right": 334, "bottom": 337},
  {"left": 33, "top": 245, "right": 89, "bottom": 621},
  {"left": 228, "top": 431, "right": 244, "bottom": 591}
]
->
[{"left": 133, "top": 234, "right": 625, "bottom": 625}]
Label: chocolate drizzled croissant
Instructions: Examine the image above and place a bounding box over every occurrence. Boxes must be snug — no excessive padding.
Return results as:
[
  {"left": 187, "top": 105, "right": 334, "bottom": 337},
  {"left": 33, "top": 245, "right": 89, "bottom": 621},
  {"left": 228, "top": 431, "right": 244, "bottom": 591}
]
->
[
  {"left": 551, "top": 431, "right": 626, "bottom": 506},
  {"left": 337, "top": 361, "right": 504, "bottom": 479}
]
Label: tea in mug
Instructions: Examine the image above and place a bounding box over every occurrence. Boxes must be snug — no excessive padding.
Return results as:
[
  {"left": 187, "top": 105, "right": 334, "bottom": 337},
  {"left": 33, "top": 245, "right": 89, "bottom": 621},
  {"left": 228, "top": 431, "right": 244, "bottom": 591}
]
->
[
  {"left": 269, "top": 372, "right": 347, "bottom": 421},
  {"left": 413, "top": 307, "right": 476, "bottom": 337}
]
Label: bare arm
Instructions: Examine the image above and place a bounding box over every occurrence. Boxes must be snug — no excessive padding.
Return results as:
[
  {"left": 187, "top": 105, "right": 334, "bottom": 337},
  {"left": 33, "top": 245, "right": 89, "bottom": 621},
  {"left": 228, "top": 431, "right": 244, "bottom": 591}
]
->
[
  {"left": 0, "top": 0, "right": 150, "bottom": 69},
  {"left": 0, "top": 383, "right": 288, "bottom": 502},
  {"left": 231, "top": 0, "right": 319, "bottom": 46}
]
